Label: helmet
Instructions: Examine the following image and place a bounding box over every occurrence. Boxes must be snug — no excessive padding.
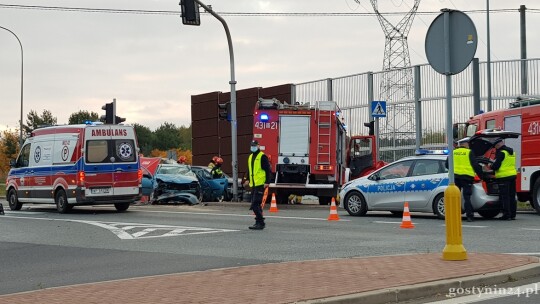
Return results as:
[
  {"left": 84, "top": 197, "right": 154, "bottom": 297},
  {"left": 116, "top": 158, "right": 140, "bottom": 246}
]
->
[
  {"left": 178, "top": 156, "right": 187, "bottom": 163},
  {"left": 212, "top": 156, "right": 219, "bottom": 163},
  {"left": 216, "top": 157, "right": 223, "bottom": 164}
]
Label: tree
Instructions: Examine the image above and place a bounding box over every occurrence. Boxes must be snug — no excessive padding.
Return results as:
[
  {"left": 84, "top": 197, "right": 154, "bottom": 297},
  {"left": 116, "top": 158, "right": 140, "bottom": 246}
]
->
[
  {"left": 23, "top": 109, "right": 57, "bottom": 136},
  {"left": 68, "top": 110, "right": 99, "bottom": 124},
  {"left": 178, "top": 124, "right": 192, "bottom": 150},
  {"left": 133, "top": 123, "right": 156, "bottom": 156},
  {"left": 0, "top": 129, "right": 20, "bottom": 180},
  {"left": 153, "top": 122, "right": 181, "bottom": 150}
]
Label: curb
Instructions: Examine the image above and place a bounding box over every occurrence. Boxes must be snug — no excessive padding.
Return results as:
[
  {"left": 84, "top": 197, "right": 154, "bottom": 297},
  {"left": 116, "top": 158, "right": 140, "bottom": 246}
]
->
[{"left": 299, "top": 258, "right": 540, "bottom": 304}]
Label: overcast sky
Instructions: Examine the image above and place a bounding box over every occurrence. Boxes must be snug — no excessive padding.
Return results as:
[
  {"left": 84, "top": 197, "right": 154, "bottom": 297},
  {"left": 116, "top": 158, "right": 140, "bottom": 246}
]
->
[{"left": 1, "top": 0, "right": 539, "bottom": 132}]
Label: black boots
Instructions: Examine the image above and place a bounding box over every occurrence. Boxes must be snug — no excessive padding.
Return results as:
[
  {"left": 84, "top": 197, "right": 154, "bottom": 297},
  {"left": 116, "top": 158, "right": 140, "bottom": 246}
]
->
[{"left": 249, "top": 222, "right": 265, "bottom": 230}]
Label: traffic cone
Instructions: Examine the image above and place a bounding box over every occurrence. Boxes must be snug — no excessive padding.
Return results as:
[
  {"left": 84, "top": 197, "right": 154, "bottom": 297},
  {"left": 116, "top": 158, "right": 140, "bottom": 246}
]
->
[
  {"left": 400, "top": 202, "right": 415, "bottom": 229},
  {"left": 327, "top": 197, "right": 340, "bottom": 221},
  {"left": 269, "top": 193, "right": 279, "bottom": 213}
]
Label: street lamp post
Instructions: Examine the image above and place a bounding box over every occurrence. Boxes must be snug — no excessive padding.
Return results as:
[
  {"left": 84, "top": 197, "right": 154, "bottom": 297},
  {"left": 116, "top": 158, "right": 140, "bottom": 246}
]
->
[{"left": 0, "top": 26, "right": 24, "bottom": 147}]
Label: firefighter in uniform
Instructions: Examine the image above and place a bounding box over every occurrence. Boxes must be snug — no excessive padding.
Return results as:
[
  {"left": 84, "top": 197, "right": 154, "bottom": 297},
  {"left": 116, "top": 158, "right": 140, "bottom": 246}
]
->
[
  {"left": 177, "top": 155, "right": 187, "bottom": 165},
  {"left": 453, "top": 137, "right": 483, "bottom": 222},
  {"left": 208, "top": 156, "right": 218, "bottom": 169},
  {"left": 246, "top": 140, "right": 272, "bottom": 230},
  {"left": 211, "top": 157, "right": 224, "bottom": 178},
  {"left": 491, "top": 138, "right": 518, "bottom": 220}
]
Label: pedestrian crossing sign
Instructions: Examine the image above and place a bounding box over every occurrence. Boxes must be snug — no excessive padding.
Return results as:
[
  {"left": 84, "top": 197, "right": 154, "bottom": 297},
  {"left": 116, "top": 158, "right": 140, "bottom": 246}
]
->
[{"left": 371, "top": 101, "right": 387, "bottom": 118}]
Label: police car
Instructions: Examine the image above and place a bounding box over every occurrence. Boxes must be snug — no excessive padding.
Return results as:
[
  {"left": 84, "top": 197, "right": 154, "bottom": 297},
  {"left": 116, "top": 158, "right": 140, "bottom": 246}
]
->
[{"left": 339, "top": 149, "right": 501, "bottom": 219}]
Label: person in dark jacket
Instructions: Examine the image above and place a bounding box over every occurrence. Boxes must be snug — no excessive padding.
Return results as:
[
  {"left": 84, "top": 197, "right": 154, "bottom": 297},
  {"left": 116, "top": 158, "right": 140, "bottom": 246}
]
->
[
  {"left": 452, "top": 137, "right": 483, "bottom": 222},
  {"left": 245, "top": 140, "right": 272, "bottom": 230},
  {"left": 490, "top": 138, "right": 518, "bottom": 220}
]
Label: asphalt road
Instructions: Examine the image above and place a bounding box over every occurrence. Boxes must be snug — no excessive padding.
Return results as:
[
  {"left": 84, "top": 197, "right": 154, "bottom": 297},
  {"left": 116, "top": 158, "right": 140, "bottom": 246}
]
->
[{"left": 1, "top": 201, "right": 539, "bottom": 295}]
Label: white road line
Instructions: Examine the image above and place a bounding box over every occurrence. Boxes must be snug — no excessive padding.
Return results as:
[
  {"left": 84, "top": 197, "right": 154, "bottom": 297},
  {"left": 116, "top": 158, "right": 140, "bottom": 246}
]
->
[
  {"left": 0, "top": 215, "right": 239, "bottom": 239},
  {"left": 521, "top": 228, "right": 540, "bottom": 231},
  {"left": 374, "top": 221, "right": 403, "bottom": 224},
  {"left": 135, "top": 210, "right": 351, "bottom": 221}
]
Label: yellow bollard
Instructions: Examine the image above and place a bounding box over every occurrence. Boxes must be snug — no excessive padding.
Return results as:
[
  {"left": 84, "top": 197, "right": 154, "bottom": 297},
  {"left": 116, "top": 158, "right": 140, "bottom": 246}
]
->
[{"left": 442, "top": 183, "right": 468, "bottom": 261}]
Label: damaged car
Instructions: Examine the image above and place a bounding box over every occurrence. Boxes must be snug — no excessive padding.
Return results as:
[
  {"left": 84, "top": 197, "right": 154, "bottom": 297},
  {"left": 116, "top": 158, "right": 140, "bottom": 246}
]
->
[{"left": 141, "top": 157, "right": 201, "bottom": 205}]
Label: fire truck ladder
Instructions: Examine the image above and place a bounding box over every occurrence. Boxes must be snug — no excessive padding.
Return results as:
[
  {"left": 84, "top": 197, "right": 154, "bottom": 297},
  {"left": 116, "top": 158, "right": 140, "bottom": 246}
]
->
[{"left": 316, "top": 101, "right": 335, "bottom": 165}]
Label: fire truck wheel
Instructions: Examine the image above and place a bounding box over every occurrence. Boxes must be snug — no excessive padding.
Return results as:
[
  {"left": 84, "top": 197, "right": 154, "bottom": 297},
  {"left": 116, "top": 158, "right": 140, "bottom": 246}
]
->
[
  {"left": 318, "top": 196, "right": 331, "bottom": 205},
  {"left": 532, "top": 178, "right": 540, "bottom": 215},
  {"left": 432, "top": 193, "right": 445, "bottom": 220},
  {"left": 55, "top": 189, "right": 72, "bottom": 213},
  {"left": 115, "top": 203, "right": 130, "bottom": 212},
  {"left": 7, "top": 188, "right": 22, "bottom": 211},
  {"left": 343, "top": 191, "right": 367, "bottom": 216}
]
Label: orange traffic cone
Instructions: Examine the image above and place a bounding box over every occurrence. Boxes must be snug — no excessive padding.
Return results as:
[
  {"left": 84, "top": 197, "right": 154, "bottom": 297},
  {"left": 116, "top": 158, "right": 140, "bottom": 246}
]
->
[
  {"left": 400, "top": 202, "right": 415, "bottom": 229},
  {"left": 327, "top": 197, "right": 340, "bottom": 221},
  {"left": 269, "top": 193, "right": 279, "bottom": 213}
]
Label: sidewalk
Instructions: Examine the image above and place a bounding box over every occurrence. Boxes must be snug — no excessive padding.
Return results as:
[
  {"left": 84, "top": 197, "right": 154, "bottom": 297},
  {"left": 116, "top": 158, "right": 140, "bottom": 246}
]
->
[{"left": 1, "top": 253, "right": 538, "bottom": 304}]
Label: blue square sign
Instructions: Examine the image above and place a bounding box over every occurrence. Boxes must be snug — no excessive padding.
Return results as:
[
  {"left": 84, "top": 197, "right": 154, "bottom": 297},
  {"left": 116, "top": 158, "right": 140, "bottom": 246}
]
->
[{"left": 371, "top": 101, "right": 387, "bottom": 118}]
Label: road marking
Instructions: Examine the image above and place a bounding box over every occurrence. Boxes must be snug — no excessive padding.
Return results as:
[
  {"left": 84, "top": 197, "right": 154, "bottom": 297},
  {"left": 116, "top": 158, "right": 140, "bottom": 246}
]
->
[
  {"left": 521, "top": 228, "right": 540, "bottom": 231},
  {"left": 0, "top": 215, "right": 238, "bottom": 239},
  {"left": 374, "top": 221, "right": 404, "bottom": 224},
  {"left": 136, "top": 210, "right": 351, "bottom": 221}
]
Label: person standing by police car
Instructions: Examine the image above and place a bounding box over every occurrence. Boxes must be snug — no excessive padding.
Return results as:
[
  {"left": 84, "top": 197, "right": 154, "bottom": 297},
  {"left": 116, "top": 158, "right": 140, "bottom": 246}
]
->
[
  {"left": 490, "top": 138, "right": 518, "bottom": 220},
  {"left": 245, "top": 140, "right": 272, "bottom": 230},
  {"left": 452, "top": 137, "right": 483, "bottom": 222}
]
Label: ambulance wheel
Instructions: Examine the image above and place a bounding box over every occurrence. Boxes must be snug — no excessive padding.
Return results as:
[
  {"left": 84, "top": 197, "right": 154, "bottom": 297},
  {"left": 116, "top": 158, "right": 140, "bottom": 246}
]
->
[
  {"left": 8, "top": 188, "right": 22, "bottom": 211},
  {"left": 432, "top": 193, "right": 445, "bottom": 220},
  {"left": 343, "top": 191, "right": 367, "bottom": 216},
  {"left": 115, "top": 203, "right": 130, "bottom": 212},
  {"left": 55, "top": 189, "right": 72, "bottom": 213}
]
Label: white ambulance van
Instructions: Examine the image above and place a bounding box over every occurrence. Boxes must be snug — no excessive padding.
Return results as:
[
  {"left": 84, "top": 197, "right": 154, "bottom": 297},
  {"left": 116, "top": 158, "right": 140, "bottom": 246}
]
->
[{"left": 6, "top": 122, "right": 142, "bottom": 213}]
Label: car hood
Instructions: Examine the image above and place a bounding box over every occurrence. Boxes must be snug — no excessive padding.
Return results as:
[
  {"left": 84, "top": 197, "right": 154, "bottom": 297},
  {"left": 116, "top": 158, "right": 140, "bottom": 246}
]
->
[
  {"left": 469, "top": 129, "right": 520, "bottom": 156},
  {"left": 155, "top": 174, "right": 199, "bottom": 184}
]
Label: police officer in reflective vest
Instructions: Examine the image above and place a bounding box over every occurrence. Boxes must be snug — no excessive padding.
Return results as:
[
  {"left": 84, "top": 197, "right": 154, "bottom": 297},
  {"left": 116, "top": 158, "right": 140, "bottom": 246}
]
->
[
  {"left": 453, "top": 137, "right": 483, "bottom": 222},
  {"left": 246, "top": 140, "right": 272, "bottom": 230},
  {"left": 491, "top": 138, "right": 518, "bottom": 220}
]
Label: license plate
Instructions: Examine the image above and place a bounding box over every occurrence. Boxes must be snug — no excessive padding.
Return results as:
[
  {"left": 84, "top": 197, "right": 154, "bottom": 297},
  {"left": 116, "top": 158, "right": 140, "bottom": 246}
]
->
[{"left": 91, "top": 187, "right": 111, "bottom": 194}]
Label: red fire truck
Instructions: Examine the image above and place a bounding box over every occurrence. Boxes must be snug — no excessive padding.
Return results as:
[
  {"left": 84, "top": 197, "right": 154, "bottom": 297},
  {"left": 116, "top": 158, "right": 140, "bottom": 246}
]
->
[
  {"left": 463, "top": 95, "right": 540, "bottom": 214},
  {"left": 252, "top": 98, "right": 385, "bottom": 205}
]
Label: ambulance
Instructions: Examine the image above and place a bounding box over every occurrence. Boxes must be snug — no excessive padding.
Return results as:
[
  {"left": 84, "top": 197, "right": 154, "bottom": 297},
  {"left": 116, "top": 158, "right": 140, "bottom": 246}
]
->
[{"left": 6, "top": 122, "right": 142, "bottom": 213}]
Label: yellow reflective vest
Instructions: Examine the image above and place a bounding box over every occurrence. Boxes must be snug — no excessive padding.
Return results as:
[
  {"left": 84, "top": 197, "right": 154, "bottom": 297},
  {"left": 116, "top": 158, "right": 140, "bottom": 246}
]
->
[
  {"left": 248, "top": 152, "right": 267, "bottom": 187},
  {"left": 495, "top": 150, "right": 517, "bottom": 178},
  {"left": 453, "top": 148, "right": 475, "bottom": 177}
]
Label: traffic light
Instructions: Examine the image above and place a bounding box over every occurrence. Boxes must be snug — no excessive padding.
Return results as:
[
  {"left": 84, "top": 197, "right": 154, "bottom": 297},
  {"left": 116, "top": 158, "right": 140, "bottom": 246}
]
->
[
  {"left": 364, "top": 121, "right": 374, "bottom": 136},
  {"left": 101, "top": 102, "right": 114, "bottom": 124},
  {"left": 218, "top": 102, "right": 231, "bottom": 121},
  {"left": 179, "top": 0, "right": 200, "bottom": 26},
  {"left": 115, "top": 116, "right": 126, "bottom": 124}
]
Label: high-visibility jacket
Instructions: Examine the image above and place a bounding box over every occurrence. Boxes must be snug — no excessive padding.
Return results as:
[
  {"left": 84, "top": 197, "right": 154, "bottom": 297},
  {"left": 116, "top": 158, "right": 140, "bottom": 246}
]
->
[
  {"left": 453, "top": 148, "right": 475, "bottom": 177},
  {"left": 248, "top": 152, "right": 266, "bottom": 187},
  {"left": 495, "top": 150, "right": 517, "bottom": 178}
]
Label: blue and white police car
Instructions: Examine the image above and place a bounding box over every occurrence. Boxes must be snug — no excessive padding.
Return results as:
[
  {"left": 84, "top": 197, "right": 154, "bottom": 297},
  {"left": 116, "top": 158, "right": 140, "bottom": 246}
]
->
[{"left": 339, "top": 149, "right": 501, "bottom": 219}]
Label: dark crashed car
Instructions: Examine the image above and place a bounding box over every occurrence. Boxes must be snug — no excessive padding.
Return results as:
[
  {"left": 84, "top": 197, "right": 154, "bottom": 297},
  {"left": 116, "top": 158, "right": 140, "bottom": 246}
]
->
[{"left": 141, "top": 159, "right": 201, "bottom": 205}]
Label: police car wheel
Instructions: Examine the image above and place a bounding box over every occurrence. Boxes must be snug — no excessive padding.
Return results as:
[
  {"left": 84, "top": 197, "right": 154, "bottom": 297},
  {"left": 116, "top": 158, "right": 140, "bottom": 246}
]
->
[
  {"left": 477, "top": 209, "right": 500, "bottom": 219},
  {"left": 55, "top": 190, "right": 72, "bottom": 213},
  {"left": 432, "top": 193, "right": 445, "bottom": 219},
  {"left": 8, "top": 189, "right": 22, "bottom": 211},
  {"left": 532, "top": 178, "right": 540, "bottom": 215},
  {"left": 344, "top": 191, "right": 367, "bottom": 216}
]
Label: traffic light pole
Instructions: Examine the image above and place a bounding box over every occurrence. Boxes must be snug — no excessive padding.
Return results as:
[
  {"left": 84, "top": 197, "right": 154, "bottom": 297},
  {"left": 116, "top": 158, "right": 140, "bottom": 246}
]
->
[{"left": 194, "top": 0, "right": 239, "bottom": 201}]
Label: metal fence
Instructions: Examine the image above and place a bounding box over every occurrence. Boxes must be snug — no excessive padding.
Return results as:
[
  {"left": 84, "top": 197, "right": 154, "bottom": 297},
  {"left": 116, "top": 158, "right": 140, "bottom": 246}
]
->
[{"left": 293, "top": 58, "right": 540, "bottom": 162}]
